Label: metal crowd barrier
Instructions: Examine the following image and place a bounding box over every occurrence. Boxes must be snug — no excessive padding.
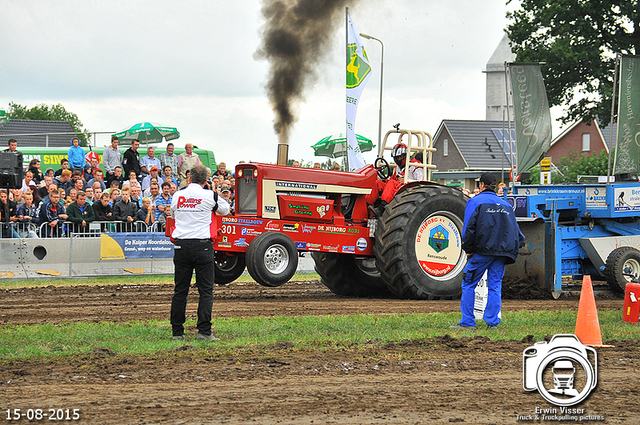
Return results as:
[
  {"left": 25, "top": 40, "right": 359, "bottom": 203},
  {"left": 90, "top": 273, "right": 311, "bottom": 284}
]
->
[
  {"left": 0, "top": 221, "right": 155, "bottom": 239},
  {"left": 1, "top": 222, "right": 39, "bottom": 239}
]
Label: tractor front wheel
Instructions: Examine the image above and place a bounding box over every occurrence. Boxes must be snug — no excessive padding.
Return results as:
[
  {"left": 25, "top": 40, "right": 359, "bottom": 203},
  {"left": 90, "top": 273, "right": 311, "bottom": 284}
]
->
[
  {"left": 374, "top": 184, "right": 467, "bottom": 299},
  {"left": 246, "top": 232, "right": 298, "bottom": 287}
]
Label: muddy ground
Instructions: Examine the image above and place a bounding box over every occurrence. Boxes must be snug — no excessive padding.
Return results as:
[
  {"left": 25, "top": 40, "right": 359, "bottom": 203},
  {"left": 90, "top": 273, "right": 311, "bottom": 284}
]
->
[{"left": 1, "top": 280, "right": 638, "bottom": 424}]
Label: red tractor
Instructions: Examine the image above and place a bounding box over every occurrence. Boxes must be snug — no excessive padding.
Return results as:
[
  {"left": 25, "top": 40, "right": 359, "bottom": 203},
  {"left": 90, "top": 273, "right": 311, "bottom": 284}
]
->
[{"left": 213, "top": 128, "right": 468, "bottom": 299}]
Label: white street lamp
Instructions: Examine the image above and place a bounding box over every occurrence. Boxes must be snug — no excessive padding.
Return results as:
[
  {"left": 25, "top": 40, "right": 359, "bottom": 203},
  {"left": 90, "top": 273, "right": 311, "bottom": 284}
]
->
[{"left": 360, "top": 33, "right": 384, "bottom": 154}]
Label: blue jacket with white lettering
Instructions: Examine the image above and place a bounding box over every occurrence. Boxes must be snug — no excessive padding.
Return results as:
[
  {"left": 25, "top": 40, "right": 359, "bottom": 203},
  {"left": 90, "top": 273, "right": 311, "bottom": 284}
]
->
[{"left": 462, "top": 190, "right": 524, "bottom": 264}]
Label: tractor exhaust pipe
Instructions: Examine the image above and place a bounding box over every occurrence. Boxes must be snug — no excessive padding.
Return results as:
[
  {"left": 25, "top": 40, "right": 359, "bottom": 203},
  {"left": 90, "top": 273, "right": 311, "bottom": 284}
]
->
[
  {"left": 277, "top": 133, "right": 288, "bottom": 166},
  {"left": 277, "top": 143, "right": 289, "bottom": 166}
]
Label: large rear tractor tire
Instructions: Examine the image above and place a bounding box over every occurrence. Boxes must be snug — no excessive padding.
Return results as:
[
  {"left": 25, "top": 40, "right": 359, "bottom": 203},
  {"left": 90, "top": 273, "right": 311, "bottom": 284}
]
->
[
  {"left": 214, "top": 252, "right": 246, "bottom": 285},
  {"left": 311, "top": 252, "right": 394, "bottom": 297},
  {"left": 246, "top": 232, "right": 298, "bottom": 287},
  {"left": 374, "top": 185, "right": 467, "bottom": 299},
  {"left": 604, "top": 246, "right": 640, "bottom": 292}
]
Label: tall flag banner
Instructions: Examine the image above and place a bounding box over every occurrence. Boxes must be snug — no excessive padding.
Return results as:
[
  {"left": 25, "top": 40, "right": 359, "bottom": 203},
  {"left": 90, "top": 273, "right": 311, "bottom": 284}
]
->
[
  {"left": 346, "top": 10, "right": 371, "bottom": 171},
  {"left": 507, "top": 63, "right": 552, "bottom": 176},
  {"left": 613, "top": 55, "right": 640, "bottom": 176}
]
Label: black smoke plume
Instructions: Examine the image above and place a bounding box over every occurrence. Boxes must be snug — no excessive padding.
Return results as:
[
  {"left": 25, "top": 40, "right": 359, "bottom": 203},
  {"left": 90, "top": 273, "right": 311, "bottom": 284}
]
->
[{"left": 255, "top": 0, "right": 354, "bottom": 145}]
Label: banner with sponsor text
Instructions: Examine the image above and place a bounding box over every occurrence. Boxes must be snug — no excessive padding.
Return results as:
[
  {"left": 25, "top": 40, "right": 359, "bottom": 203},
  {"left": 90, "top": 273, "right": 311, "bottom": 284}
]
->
[
  {"left": 613, "top": 55, "right": 640, "bottom": 176},
  {"left": 507, "top": 63, "right": 552, "bottom": 176}
]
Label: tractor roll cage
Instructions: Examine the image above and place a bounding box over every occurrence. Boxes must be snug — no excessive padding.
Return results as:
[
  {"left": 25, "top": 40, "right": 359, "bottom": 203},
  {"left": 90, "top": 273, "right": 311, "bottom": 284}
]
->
[{"left": 378, "top": 128, "right": 437, "bottom": 183}]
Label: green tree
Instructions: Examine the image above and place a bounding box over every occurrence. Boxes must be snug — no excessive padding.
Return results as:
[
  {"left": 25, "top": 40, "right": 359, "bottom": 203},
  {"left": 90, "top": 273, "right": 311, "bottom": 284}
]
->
[
  {"left": 7, "top": 102, "right": 91, "bottom": 146},
  {"left": 506, "top": 0, "right": 640, "bottom": 125},
  {"left": 555, "top": 149, "right": 611, "bottom": 183},
  {"left": 523, "top": 150, "right": 612, "bottom": 184}
]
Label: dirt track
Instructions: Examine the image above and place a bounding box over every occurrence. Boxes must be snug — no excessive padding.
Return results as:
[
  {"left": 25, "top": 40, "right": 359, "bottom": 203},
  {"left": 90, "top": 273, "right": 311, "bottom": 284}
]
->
[{"left": 1, "top": 280, "right": 638, "bottom": 424}]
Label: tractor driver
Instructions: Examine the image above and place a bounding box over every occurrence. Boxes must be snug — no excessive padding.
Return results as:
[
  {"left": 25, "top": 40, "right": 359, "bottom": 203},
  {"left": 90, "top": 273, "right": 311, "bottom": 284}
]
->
[{"left": 367, "top": 142, "right": 424, "bottom": 218}]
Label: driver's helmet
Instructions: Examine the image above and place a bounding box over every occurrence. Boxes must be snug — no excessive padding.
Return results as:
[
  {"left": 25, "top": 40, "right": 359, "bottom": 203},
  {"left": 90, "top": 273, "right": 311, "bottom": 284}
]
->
[{"left": 391, "top": 143, "right": 407, "bottom": 166}]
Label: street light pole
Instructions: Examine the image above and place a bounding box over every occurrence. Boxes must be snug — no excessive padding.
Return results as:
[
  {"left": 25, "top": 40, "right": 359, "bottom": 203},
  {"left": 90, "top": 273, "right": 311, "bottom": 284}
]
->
[{"left": 360, "top": 33, "right": 384, "bottom": 155}]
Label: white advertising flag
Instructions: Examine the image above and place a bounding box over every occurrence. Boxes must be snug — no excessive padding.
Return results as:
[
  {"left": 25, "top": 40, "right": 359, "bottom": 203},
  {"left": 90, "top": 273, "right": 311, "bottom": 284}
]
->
[{"left": 346, "top": 11, "right": 371, "bottom": 171}]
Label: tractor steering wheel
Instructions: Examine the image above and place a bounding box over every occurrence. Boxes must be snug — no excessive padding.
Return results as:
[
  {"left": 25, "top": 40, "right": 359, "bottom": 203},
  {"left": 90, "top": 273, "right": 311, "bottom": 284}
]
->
[{"left": 374, "top": 157, "right": 391, "bottom": 180}]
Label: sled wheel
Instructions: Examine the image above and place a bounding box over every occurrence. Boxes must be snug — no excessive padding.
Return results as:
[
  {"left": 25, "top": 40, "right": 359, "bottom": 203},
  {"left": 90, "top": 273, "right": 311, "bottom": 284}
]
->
[
  {"left": 214, "top": 252, "right": 246, "bottom": 285},
  {"left": 246, "top": 232, "right": 298, "bottom": 287},
  {"left": 604, "top": 246, "right": 640, "bottom": 292},
  {"left": 311, "top": 252, "right": 394, "bottom": 297},
  {"left": 374, "top": 184, "right": 467, "bottom": 299}
]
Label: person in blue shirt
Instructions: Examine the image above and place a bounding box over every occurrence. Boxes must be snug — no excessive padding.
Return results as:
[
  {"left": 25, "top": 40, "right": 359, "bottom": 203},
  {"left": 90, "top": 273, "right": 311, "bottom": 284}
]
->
[
  {"left": 450, "top": 172, "right": 524, "bottom": 331},
  {"left": 67, "top": 137, "right": 85, "bottom": 172}
]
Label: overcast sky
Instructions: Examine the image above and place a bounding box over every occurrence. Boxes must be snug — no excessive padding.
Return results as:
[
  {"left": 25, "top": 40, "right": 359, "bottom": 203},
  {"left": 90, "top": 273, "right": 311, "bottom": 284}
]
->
[{"left": 0, "top": 0, "right": 528, "bottom": 168}]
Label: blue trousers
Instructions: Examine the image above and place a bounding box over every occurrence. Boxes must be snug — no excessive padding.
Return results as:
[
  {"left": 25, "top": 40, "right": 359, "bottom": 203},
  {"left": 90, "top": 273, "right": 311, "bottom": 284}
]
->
[{"left": 459, "top": 254, "right": 506, "bottom": 327}]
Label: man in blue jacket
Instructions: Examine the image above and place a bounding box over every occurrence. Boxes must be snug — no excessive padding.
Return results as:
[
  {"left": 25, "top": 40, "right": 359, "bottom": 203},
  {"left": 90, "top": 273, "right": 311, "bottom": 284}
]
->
[
  {"left": 450, "top": 172, "right": 524, "bottom": 331},
  {"left": 67, "top": 137, "right": 85, "bottom": 172}
]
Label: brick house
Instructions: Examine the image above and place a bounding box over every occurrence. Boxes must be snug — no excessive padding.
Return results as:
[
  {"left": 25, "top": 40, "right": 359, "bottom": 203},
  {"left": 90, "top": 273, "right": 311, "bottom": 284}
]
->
[{"left": 546, "top": 118, "right": 611, "bottom": 164}]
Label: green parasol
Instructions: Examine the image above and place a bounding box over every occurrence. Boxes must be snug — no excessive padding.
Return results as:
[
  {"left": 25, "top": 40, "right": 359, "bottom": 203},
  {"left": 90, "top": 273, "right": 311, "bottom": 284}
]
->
[
  {"left": 311, "top": 133, "right": 374, "bottom": 158},
  {"left": 112, "top": 122, "right": 180, "bottom": 144}
]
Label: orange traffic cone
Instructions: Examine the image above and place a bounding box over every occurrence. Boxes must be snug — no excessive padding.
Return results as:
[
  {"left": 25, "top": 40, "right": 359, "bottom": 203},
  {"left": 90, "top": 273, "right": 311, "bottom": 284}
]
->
[{"left": 574, "top": 275, "right": 604, "bottom": 347}]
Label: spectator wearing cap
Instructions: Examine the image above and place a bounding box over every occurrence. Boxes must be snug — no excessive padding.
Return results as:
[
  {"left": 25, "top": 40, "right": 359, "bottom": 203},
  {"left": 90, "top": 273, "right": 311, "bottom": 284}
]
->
[
  {"left": 220, "top": 186, "right": 233, "bottom": 214},
  {"left": 141, "top": 165, "right": 164, "bottom": 191},
  {"left": 158, "top": 143, "right": 180, "bottom": 186},
  {"left": 449, "top": 172, "right": 524, "bottom": 331},
  {"left": 140, "top": 147, "right": 161, "bottom": 180}
]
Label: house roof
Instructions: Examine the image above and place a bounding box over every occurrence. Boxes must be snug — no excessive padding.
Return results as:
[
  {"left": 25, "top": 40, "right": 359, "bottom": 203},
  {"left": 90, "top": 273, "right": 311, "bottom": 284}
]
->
[
  {"left": 0, "top": 119, "right": 75, "bottom": 147},
  {"left": 434, "top": 119, "right": 514, "bottom": 170}
]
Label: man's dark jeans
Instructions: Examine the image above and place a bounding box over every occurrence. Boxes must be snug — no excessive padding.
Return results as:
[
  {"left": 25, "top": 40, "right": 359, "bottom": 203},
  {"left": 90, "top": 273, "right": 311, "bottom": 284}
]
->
[{"left": 171, "top": 239, "right": 215, "bottom": 337}]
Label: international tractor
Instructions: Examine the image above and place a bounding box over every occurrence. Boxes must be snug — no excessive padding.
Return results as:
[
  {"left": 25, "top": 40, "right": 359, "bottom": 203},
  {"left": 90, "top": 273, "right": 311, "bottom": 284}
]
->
[{"left": 212, "top": 128, "right": 468, "bottom": 300}]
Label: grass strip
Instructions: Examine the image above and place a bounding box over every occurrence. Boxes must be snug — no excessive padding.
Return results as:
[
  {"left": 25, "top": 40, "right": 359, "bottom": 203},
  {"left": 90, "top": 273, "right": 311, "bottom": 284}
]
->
[
  {"left": 0, "top": 310, "right": 637, "bottom": 360},
  {"left": 0, "top": 273, "right": 320, "bottom": 290}
]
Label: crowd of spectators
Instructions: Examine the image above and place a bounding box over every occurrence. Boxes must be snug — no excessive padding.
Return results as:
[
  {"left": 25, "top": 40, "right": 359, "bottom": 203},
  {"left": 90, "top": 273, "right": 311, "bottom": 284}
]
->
[{"left": 1, "top": 137, "right": 239, "bottom": 238}]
